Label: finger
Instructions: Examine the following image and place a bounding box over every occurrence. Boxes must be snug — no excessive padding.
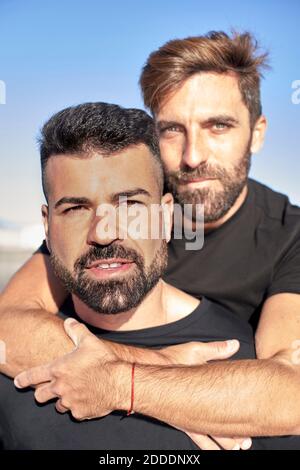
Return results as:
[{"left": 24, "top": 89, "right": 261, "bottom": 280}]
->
[
  {"left": 211, "top": 436, "right": 241, "bottom": 450},
  {"left": 235, "top": 437, "right": 252, "bottom": 450},
  {"left": 64, "top": 318, "right": 91, "bottom": 347},
  {"left": 14, "top": 365, "right": 52, "bottom": 389},
  {"left": 34, "top": 383, "right": 57, "bottom": 403},
  {"left": 199, "top": 340, "right": 240, "bottom": 362},
  {"left": 55, "top": 398, "right": 69, "bottom": 414},
  {"left": 186, "top": 432, "right": 221, "bottom": 450}
]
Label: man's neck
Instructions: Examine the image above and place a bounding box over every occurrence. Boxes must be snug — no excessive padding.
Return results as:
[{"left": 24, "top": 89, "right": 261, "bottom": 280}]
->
[
  {"left": 72, "top": 280, "right": 200, "bottom": 332},
  {"left": 72, "top": 280, "right": 167, "bottom": 331}
]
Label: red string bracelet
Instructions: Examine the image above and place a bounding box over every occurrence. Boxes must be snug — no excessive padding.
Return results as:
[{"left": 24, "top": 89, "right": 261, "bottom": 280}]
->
[{"left": 127, "top": 362, "right": 136, "bottom": 416}]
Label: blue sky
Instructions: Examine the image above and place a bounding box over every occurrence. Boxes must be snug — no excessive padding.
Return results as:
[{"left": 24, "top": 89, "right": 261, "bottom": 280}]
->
[{"left": 0, "top": 0, "right": 299, "bottom": 224}]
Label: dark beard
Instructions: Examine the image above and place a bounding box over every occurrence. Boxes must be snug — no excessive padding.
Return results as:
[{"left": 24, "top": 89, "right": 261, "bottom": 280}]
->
[
  {"left": 50, "top": 243, "right": 168, "bottom": 314},
  {"left": 165, "top": 142, "right": 251, "bottom": 223}
]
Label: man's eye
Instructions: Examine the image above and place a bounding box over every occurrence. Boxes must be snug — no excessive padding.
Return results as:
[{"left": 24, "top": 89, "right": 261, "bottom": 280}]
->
[
  {"left": 160, "top": 125, "right": 182, "bottom": 134},
  {"left": 63, "top": 205, "right": 85, "bottom": 214},
  {"left": 213, "top": 122, "right": 231, "bottom": 131},
  {"left": 119, "top": 200, "right": 144, "bottom": 207}
]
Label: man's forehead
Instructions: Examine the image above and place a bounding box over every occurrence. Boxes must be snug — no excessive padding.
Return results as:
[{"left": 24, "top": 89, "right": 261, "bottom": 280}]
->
[
  {"left": 156, "top": 72, "right": 247, "bottom": 121},
  {"left": 46, "top": 146, "right": 159, "bottom": 200},
  {"left": 48, "top": 143, "right": 151, "bottom": 166}
]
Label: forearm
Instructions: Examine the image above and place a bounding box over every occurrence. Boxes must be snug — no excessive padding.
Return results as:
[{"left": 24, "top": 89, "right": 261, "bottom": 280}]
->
[
  {"left": 106, "top": 341, "right": 170, "bottom": 366},
  {"left": 0, "top": 307, "right": 74, "bottom": 377},
  {"left": 115, "top": 356, "right": 300, "bottom": 437},
  {"left": 0, "top": 306, "right": 168, "bottom": 378}
]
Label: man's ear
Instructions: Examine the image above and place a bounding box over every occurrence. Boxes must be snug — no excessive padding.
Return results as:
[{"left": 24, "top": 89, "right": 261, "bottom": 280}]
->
[
  {"left": 250, "top": 115, "right": 267, "bottom": 154},
  {"left": 161, "top": 192, "right": 174, "bottom": 243},
  {"left": 41, "top": 204, "right": 50, "bottom": 252}
]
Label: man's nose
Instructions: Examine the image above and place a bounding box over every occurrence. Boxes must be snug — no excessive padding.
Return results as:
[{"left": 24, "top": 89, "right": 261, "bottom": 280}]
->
[
  {"left": 182, "top": 132, "right": 208, "bottom": 169},
  {"left": 87, "top": 211, "right": 121, "bottom": 246}
]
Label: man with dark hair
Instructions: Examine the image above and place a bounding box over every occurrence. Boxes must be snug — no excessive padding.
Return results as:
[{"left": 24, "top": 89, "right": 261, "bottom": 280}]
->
[
  {"left": 0, "top": 102, "right": 264, "bottom": 449},
  {"left": 1, "top": 31, "right": 300, "bottom": 450}
]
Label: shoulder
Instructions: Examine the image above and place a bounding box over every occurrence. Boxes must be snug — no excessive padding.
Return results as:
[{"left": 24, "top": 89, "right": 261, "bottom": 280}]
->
[{"left": 249, "top": 179, "right": 300, "bottom": 225}]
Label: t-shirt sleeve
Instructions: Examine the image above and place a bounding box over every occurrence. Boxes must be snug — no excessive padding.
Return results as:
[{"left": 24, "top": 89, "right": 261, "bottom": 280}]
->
[
  {"left": 34, "top": 239, "right": 50, "bottom": 256},
  {"left": 267, "top": 233, "right": 300, "bottom": 297}
]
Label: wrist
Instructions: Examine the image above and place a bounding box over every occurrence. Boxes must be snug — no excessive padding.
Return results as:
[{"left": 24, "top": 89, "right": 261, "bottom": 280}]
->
[
  {"left": 105, "top": 339, "right": 171, "bottom": 365},
  {"left": 111, "top": 360, "right": 133, "bottom": 411}
]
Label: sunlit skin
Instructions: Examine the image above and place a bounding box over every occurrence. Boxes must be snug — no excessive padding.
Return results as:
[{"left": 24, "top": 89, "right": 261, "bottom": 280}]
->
[
  {"left": 42, "top": 144, "right": 199, "bottom": 331},
  {"left": 156, "top": 72, "right": 267, "bottom": 231}
]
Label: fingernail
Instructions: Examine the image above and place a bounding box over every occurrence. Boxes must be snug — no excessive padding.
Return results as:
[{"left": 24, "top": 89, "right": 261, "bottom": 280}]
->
[
  {"left": 232, "top": 444, "right": 240, "bottom": 450},
  {"left": 14, "top": 378, "right": 21, "bottom": 388},
  {"left": 241, "top": 438, "right": 252, "bottom": 450},
  {"left": 227, "top": 340, "right": 239, "bottom": 351},
  {"left": 65, "top": 318, "right": 77, "bottom": 327}
]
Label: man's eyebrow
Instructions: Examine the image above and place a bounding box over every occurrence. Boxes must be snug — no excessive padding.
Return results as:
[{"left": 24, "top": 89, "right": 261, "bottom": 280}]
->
[
  {"left": 202, "top": 115, "right": 240, "bottom": 126},
  {"left": 54, "top": 190, "right": 151, "bottom": 208},
  {"left": 156, "top": 115, "right": 239, "bottom": 131},
  {"left": 111, "top": 188, "right": 151, "bottom": 202},
  {"left": 54, "top": 197, "right": 91, "bottom": 209}
]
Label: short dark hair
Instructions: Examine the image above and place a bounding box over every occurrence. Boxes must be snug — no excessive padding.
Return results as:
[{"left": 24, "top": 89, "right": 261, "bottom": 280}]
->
[
  {"left": 140, "top": 31, "right": 269, "bottom": 127},
  {"left": 39, "top": 102, "right": 163, "bottom": 198}
]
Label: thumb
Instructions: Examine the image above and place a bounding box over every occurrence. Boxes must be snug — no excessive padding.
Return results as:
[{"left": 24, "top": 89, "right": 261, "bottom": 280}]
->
[
  {"left": 64, "top": 318, "right": 91, "bottom": 347},
  {"left": 199, "top": 340, "right": 240, "bottom": 362}
]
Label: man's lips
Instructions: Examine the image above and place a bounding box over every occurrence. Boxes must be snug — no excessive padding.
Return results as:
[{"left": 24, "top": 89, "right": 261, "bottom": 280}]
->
[
  {"left": 179, "top": 177, "right": 217, "bottom": 184},
  {"left": 86, "top": 258, "right": 135, "bottom": 279},
  {"left": 86, "top": 258, "right": 134, "bottom": 269}
]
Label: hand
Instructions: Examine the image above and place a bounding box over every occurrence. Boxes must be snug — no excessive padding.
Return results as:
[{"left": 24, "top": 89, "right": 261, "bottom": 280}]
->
[
  {"left": 160, "top": 339, "right": 240, "bottom": 365},
  {"left": 184, "top": 431, "right": 252, "bottom": 451},
  {"left": 14, "top": 318, "right": 121, "bottom": 420}
]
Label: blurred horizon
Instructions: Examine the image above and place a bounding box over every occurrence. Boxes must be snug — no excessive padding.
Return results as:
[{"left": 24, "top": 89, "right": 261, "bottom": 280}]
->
[{"left": 0, "top": 0, "right": 299, "bottom": 230}]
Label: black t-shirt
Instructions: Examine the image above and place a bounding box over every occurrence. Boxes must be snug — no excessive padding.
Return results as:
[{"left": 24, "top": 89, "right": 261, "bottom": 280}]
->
[
  {"left": 38, "top": 179, "right": 300, "bottom": 330},
  {"left": 165, "top": 179, "right": 300, "bottom": 329},
  {"left": 0, "top": 298, "right": 286, "bottom": 450}
]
